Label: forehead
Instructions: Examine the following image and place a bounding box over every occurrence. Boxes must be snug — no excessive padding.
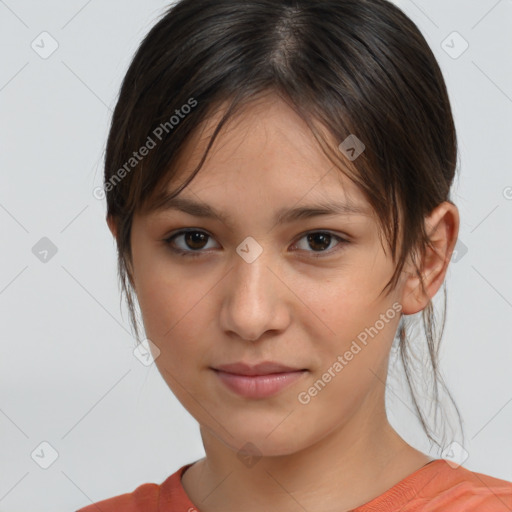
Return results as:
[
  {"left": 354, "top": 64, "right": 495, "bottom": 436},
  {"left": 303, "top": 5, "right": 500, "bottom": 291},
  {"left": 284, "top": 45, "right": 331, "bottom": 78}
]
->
[{"left": 148, "top": 94, "right": 372, "bottom": 218}]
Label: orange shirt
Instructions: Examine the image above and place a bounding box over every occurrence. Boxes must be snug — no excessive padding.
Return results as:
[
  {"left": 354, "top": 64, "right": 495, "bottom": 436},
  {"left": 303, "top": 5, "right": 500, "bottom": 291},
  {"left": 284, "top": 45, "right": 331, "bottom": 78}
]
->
[{"left": 76, "top": 459, "right": 512, "bottom": 511}]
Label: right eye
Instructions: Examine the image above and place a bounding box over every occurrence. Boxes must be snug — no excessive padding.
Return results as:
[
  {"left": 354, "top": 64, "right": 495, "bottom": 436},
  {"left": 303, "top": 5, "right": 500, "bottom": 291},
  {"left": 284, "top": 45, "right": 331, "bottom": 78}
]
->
[{"left": 163, "top": 229, "right": 220, "bottom": 258}]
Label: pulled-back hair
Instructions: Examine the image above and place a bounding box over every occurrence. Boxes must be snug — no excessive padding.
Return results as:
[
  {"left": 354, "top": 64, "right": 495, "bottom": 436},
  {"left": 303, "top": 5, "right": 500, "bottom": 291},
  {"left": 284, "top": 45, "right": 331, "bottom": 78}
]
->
[{"left": 104, "top": 0, "right": 463, "bottom": 451}]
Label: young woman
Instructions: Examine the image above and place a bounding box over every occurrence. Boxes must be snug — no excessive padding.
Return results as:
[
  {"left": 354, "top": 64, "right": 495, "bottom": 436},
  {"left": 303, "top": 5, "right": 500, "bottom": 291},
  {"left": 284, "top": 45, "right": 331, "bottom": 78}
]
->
[{"left": 77, "top": 0, "right": 512, "bottom": 510}]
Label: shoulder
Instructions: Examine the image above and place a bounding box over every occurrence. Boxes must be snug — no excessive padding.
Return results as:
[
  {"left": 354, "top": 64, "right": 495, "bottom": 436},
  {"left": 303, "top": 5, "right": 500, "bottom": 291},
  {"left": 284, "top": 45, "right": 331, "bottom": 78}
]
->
[
  {"left": 409, "top": 460, "right": 512, "bottom": 511},
  {"left": 355, "top": 459, "right": 512, "bottom": 512},
  {"left": 75, "top": 482, "right": 160, "bottom": 512},
  {"left": 75, "top": 463, "right": 195, "bottom": 512}
]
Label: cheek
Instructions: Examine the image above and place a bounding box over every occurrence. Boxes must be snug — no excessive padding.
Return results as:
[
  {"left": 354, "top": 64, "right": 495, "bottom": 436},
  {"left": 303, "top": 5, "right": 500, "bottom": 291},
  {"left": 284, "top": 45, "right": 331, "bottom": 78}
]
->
[
  {"left": 133, "top": 256, "right": 217, "bottom": 372},
  {"left": 132, "top": 242, "right": 190, "bottom": 332},
  {"left": 300, "top": 266, "right": 386, "bottom": 326},
  {"left": 297, "top": 267, "right": 398, "bottom": 361},
  {"left": 137, "top": 274, "right": 209, "bottom": 390},
  {"left": 137, "top": 272, "right": 203, "bottom": 339}
]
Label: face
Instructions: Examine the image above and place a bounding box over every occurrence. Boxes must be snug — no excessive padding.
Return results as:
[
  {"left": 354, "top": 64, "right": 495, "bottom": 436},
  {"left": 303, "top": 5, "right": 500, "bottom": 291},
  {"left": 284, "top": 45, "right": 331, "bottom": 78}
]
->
[{"left": 129, "top": 95, "right": 410, "bottom": 456}]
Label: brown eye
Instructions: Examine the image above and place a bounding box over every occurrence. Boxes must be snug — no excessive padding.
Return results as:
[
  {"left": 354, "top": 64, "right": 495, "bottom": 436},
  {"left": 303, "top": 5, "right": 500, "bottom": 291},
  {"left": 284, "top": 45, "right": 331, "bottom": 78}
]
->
[
  {"left": 307, "top": 232, "right": 332, "bottom": 251},
  {"left": 164, "top": 229, "right": 219, "bottom": 257},
  {"left": 292, "top": 231, "right": 348, "bottom": 257},
  {"left": 183, "top": 231, "right": 209, "bottom": 250}
]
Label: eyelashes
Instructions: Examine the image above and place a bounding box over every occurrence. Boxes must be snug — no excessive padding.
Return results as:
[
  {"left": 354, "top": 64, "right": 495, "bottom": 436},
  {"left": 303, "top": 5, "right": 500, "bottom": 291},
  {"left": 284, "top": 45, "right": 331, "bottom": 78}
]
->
[
  {"left": 164, "top": 230, "right": 217, "bottom": 258},
  {"left": 163, "top": 229, "right": 349, "bottom": 259}
]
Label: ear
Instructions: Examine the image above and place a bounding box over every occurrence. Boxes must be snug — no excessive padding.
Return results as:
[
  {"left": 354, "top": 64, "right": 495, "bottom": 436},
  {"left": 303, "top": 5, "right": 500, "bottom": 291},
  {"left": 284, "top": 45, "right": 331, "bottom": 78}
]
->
[
  {"left": 400, "top": 201, "right": 459, "bottom": 315},
  {"left": 107, "top": 214, "right": 137, "bottom": 292},
  {"left": 107, "top": 214, "right": 117, "bottom": 239}
]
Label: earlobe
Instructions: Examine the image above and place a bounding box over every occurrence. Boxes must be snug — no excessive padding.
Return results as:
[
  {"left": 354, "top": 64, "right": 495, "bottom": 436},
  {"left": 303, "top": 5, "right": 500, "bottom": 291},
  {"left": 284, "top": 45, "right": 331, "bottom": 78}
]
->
[{"left": 400, "top": 201, "right": 459, "bottom": 315}]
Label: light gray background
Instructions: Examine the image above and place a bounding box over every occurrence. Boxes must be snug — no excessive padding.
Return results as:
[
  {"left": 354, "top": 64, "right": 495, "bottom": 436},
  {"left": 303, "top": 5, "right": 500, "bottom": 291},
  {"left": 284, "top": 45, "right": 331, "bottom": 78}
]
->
[{"left": 0, "top": 1, "right": 511, "bottom": 511}]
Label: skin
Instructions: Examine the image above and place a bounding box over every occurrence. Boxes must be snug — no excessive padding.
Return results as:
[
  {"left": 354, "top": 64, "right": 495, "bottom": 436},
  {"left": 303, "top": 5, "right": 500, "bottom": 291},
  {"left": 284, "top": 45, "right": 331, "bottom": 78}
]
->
[{"left": 108, "top": 94, "right": 459, "bottom": 512}]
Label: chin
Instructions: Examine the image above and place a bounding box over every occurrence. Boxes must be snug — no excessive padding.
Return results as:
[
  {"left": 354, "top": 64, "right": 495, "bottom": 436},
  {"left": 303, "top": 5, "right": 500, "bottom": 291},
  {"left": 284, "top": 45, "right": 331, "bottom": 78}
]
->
[{"left": 211, "top": 426, "right": 309, "bottom": 460}]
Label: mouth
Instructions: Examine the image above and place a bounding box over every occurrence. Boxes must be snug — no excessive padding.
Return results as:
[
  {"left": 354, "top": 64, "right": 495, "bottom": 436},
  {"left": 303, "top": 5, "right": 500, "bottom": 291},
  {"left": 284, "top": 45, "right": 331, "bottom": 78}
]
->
[
  {"left": 211, "top": 366, "right": 308, "bottom": 399},
  {"left": 211, "top": 361, "right": 308, "bottom": 376}
]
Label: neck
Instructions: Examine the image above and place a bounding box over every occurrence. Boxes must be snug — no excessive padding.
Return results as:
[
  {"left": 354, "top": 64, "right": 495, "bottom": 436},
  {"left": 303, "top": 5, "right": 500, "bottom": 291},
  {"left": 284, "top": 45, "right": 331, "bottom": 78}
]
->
[{"left": 181, "top": 404, "right": 431, "bottom": 512}]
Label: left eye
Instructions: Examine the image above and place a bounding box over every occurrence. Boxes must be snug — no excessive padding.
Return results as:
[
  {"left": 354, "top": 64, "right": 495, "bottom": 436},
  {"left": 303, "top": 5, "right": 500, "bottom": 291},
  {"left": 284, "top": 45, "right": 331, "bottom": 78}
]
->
[
  {"left": 163, "top": 230, "right": 347, "bottom": 258},
  {"left": 292, "top": 231, "right": 346, "bottom": 255}
]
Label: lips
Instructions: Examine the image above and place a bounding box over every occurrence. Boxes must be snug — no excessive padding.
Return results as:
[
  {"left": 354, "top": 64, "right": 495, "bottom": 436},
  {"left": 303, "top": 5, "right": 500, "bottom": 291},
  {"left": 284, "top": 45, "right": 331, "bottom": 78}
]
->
[
  {"left": 212, "top": 367, "right": 307, "bottom": 399},
  {"left": 212, "top": 361, "right": 306, "bottom": 376}
]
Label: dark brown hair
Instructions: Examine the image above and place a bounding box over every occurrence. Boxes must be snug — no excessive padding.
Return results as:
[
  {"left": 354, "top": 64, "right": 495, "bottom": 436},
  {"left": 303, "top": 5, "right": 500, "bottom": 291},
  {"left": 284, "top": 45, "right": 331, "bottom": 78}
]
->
[{"left": 104, "top": 0, "right": 463, "bottom": 451}]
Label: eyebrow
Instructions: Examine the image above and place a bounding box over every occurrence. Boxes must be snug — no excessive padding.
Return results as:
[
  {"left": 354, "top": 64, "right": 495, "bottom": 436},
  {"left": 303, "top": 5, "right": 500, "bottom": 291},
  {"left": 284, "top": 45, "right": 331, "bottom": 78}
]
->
[{"left": 151, "top": 195, "right": 371, "bottom": 227}]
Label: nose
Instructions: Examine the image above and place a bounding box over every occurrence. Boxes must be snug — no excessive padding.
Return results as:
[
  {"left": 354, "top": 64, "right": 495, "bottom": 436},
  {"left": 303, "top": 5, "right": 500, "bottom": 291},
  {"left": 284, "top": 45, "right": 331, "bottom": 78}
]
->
[{"left": 219, "top": 247, "right": 291, "bottom": 342}]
